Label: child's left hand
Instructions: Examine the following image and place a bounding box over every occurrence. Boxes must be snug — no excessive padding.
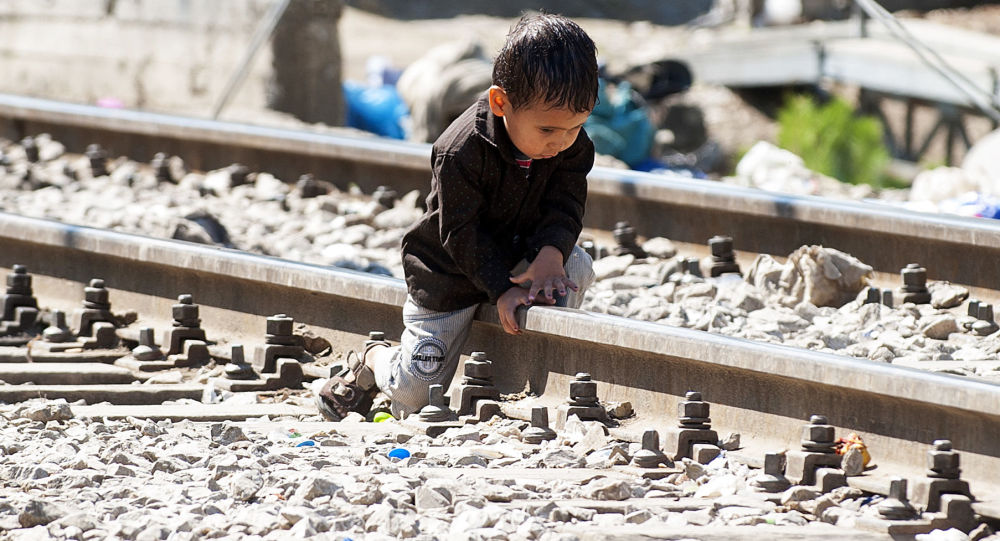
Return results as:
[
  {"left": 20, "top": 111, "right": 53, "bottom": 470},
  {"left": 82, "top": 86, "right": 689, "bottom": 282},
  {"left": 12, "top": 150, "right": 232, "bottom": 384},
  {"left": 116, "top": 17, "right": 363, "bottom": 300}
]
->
[{"left": 510, "top": 245, "right": 578, "bottom": 304}]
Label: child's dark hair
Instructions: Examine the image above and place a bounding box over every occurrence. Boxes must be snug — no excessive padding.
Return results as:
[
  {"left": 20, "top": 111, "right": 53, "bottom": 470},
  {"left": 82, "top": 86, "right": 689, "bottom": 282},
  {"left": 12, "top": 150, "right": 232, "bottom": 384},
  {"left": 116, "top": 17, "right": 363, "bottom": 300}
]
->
[{"left": 492, "top": 13, "right": 598, "bottom": 113}]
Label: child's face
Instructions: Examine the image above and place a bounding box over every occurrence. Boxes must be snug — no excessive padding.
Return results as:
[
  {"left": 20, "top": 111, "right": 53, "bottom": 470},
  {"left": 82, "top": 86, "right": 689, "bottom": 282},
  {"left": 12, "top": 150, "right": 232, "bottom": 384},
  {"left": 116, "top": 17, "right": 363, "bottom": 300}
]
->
[{"left": 488, "top": 86, "right": 591, "bottom": 160}]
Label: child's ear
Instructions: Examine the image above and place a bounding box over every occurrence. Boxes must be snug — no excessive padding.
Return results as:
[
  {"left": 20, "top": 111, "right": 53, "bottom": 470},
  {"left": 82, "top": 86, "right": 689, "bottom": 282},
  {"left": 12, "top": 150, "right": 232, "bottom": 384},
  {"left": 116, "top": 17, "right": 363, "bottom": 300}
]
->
[{"left": 488, "top": 86, "right": 508, "bottom": 117}]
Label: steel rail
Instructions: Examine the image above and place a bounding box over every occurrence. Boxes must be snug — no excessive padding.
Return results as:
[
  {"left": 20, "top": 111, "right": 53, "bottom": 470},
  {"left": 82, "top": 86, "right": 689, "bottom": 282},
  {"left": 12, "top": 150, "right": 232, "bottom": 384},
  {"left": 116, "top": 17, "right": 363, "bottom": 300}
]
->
[
  {"left": 2, "top": 211, "right": 998, "bottom": 508},
  {"left": 2, "top": 93, "right": 999, "bottom": 297}
]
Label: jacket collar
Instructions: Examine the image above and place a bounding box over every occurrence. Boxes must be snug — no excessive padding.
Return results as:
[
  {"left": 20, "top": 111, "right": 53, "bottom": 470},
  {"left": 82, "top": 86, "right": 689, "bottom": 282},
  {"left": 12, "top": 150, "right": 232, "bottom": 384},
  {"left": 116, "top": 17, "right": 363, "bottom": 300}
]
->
[{"left": 474, "top": 93, "right": 519, "bottom": 164}]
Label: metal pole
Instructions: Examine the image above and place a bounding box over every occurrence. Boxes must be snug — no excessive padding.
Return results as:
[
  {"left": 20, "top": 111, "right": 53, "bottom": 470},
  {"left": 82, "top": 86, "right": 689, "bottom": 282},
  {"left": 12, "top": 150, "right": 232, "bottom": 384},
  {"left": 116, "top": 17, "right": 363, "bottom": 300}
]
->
[{"left": 211, "top": 0, "right": 292, "bottom": 120}]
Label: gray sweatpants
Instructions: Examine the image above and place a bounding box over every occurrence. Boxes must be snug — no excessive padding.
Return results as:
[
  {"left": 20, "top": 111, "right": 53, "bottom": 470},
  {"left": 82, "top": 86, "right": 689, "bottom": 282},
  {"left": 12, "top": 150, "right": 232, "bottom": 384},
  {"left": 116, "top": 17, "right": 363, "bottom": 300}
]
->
[{"left": 374, "top": 245, "right": 595, "bottom": 418}]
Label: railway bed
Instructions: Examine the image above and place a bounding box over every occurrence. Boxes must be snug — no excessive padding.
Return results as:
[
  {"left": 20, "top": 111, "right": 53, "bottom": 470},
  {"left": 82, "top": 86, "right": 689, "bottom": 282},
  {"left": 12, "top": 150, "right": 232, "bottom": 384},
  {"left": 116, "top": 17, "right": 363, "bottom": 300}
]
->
[
  {"left": 2, "top": 95, "right": 1000, "bottom": 537},
  {"left": 1, "top": 213, "right": 998, "bottom": 537}
]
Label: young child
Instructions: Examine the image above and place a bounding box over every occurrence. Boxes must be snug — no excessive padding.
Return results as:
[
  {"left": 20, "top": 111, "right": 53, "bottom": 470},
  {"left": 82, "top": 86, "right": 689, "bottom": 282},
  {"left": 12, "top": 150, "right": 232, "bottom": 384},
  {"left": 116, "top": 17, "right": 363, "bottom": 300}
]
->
[{"left": 316, "top": 13, "right": 599, "bottom": 420}]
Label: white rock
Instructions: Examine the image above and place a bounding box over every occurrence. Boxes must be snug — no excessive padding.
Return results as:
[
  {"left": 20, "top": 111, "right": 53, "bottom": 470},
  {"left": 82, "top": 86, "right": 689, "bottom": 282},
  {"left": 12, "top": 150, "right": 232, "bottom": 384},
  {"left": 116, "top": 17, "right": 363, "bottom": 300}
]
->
[
  {"left": 20, "top": 400, "right": 73, "bottom": 422},
  {"left": 681, "top": 508, "right": 713, "bottom": 526},
  {"left": 963, "top": 128, "right": 1000, "bottom": 196},
  {"left": 780, "top": 245, "right": 873, "bottom": 307},
  {"left": 922, "top": 315, "right": 959, "bottom": 340},
  {"left": 415, "top": 483, "right": 452, "bottom": 510},
  {"left": 592, "top": 254, "right": 635, "bottom": 280},
  {"left": 911, "top": 167, "right": 980, "bottom": 203},
  {"left": 916, "top": 528, "right": 972, "bottom": 541},
  {"left": 781, "top": 486, "right": 819, "bottom": 505},
  {"left": 929, "top": 281, "right": 969, "bottom": 309},
  {"left": 719, "top": 432, "right": 741, "bottom": 451},
  {"left": 583, "top": 478, "right": 632, "bottom": 501},
  {"left": 641, "top": 237, "right": 677, "bottom": 259}
]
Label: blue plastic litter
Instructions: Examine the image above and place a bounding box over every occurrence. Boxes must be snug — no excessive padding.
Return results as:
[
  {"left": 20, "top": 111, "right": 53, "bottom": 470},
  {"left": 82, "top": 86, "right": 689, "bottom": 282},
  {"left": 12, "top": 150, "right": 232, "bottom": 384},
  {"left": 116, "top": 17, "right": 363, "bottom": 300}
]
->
[
  {"left": 295, "top": 440, "right": 316, "bottom": 447},
  {"left": 387, "top": 447, "right": 411, "bottom": 460},
  {"left": 343, "top": 81, "right": 409, "bottom": 140},
  {"left": 940, "top": 192, "right": 1000, "bottom": 220}
]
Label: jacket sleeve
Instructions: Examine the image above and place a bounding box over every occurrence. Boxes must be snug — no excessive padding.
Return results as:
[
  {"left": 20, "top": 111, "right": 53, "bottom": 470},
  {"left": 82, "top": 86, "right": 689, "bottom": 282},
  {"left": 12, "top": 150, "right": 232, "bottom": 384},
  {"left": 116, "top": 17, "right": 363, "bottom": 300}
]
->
[
  {"left": 525, "top": 129, "right": 594, "bottom": 262},
  {"left": 433, "top": 145, "right": 515, "bottom": 304}
]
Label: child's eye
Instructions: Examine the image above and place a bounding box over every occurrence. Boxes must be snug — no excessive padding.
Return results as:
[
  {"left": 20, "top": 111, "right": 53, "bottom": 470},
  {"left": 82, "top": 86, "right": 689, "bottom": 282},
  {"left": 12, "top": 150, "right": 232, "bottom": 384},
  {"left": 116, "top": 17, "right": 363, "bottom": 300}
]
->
[{"left": 539, "top": 128, "right": 554, "bottom": 134}]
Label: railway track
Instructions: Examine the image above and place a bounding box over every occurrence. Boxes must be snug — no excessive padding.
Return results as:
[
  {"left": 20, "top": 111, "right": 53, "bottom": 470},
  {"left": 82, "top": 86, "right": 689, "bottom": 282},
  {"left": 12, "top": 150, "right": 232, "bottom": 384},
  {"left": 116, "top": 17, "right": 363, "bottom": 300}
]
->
[
  {"left": 3, "top": 93, "right": 1000, "bottom": 302},
  {"left": 1, "top": 94, "right": 1000, "bottom": 535},
  {"left": 2, "top": 211, "right": 999, "bottom": 527}
]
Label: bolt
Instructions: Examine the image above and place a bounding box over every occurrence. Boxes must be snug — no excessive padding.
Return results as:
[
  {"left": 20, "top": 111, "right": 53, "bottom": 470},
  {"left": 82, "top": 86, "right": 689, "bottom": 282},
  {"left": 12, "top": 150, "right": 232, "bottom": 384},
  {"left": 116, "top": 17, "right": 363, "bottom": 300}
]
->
[
  {"left": 927, "top": 439, "right": 961, "bottom": 479},
  {"left": 172, "top": 295, "right": 200, "bottom": 327},
  {"left": 801, "top": 414, "right": 836, "bottom": 453},
  {"left": 764, "top": 452, "right": 784, "bottom": 475},
  {"left": 364, "top": 331, "right": 387, "bottom": 349},
  {"left": 224, "top": 345, "right": 256, "bottom": 380},
  {"left": 83, "top": 279, "right": 110, "bottom": 309},
  {"left": 86, "top": 144, "right": 108, "bottom": 177},
  {"left": 522, "top": 406, "right": 557, "bottom": 444},
  {"left": 569, "top": 373, "right": 598, "bottom": 406},
  {"left": 631, "top": 429, "right": 669, "bottom": 468},
  {"left": 864, "top": 286, "right": 880, "bottom": 305},
  {"left": 42, "top": 310, "right": 73, "bottom": 343},
  {"left": 613, "top": 221, "right": 647, "bottom": 258},
  {"left": 881, "top": 289, "right": 894, "bottom": 308},
  {"left": 708, "top": 235, "right": 741, "bottom": 276},
  {"left": 139, "top": 327, "right": 156, "bottom": 347},
  {"left": 678, "top": 391, "right": 711, "bottom": 428},
  {"left": 878, "top": 477, "right": 916, "bottom": 520},
  {"left": 463, "top": 352, "right": 493, "bottom": 381},
  {"left": 265, "top": 314, "right": 294, "bottom": 337},
  {"left": 684, "top": 257, "right": 703, "bottom": 277},
  {"left": 21, "top": 137, "right": 38, "bottom": 163},
  {"left": 580, "top": 240, "right": 598, "bottom": 261},
  {"left": 901, "top": 263, "right": 927, "bottom": 290},
  {"left": 417, "top": 384, "right": 453, "bottom": 423},
  {"left": 132, "top": 327, "right": 163, "bottom": 361},
  {"left": 151, "top": 153, "right": 173, "bottom": 183},
  {"left": 6, "top": 265, "right": 31, "bottom": 294},
  {"left": 752, "top": 452, "right": 791, "bottom": 493},
  {"left": 709, "top": 236, "right": 733, "bottom": 258},
  {"left": 372, "top": 185, "right": 398, "bottom": 208},
  {"left": 973, "top": 304, "right": 999, "bottom": 335},
  {"left": 227, "top": 163, "right": 250, "bottom": 187},
  {"left": 297, "top": 174, "right": 324, "bottom": 199},
  {"left": 613, "top": 221, "right": 637, "bottom": 247}
]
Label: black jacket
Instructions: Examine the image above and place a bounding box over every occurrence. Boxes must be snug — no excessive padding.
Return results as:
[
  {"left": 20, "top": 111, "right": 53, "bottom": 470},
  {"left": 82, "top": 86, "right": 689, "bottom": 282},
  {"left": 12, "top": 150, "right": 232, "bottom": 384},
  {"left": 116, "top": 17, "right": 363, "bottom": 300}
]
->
[{"left": 401, "top": 95, "right": 594, "bottom": 312}]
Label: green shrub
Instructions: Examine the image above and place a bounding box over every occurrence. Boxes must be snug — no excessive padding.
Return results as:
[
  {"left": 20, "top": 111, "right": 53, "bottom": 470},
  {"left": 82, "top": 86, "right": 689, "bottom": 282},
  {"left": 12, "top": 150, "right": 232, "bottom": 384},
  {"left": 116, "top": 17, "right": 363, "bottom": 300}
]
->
[{"left": 777, "top": 94, "right": 891, "bottom": 187}]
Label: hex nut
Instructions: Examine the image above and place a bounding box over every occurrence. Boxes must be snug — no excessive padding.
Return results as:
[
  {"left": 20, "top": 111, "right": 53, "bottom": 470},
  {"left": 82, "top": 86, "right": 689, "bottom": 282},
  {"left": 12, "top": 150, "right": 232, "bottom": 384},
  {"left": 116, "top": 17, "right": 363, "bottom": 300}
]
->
[
  {"left": 172, "top": 304, "right": 199, "bottom": 322},
  {"left": 570, "top": 380, "right": 597, "bottom": 399},
  {"left": 464, "top": 360, "right": 492, "bottom": 380},
  {"left": 266, "top": 315, "right": 294, "bottom": 336},
  {"left": 927, "top": 449, "right": 960, "bottom": 473},
  {"left": 901, "top": 264, "right": 926, "bottom": 287},
  {"left": 802, "top": 424, "right": 835, "bottom": 443},
  {"left": 679, "top": 400, "right": 710, "bottom": 419},
  {"left": 709, "top": 236, "right": 733, "bottom": 257}
]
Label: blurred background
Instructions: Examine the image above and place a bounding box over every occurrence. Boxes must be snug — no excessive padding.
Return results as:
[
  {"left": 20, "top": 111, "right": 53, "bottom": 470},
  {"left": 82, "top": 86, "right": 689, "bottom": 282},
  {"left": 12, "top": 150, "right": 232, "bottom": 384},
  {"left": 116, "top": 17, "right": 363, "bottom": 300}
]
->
[{"left": 2, "top": 0, "right": 1000, "bottom": 216}]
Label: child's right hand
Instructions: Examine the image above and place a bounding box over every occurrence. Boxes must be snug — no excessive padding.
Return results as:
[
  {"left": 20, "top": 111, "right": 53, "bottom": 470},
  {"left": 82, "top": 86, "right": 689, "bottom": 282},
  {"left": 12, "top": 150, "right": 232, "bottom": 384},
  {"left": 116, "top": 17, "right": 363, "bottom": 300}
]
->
[{"left": 497, "top": 286, "right": 538, "bottom": 335}]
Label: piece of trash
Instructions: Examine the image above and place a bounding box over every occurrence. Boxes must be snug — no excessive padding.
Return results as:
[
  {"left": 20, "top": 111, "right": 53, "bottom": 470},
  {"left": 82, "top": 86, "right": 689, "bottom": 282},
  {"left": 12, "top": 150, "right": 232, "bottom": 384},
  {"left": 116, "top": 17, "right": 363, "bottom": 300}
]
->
[
  {"left": 96, "top": 97, "right": 125, "bottom": 109},
  {"left": 287, "top": 428, "right": 302, "bottom": 438},
  {"left": 835, "top": 432, "right": 871, "bottom": 466},
  {"left": 387, "top": 448, "right": 410, "bottom": 460},
  {"left": 296, "top": 440, "right": 316, "bottom": 447},
  {"left": 372, "top": 412, "right": 393, "bottom": 423}
]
